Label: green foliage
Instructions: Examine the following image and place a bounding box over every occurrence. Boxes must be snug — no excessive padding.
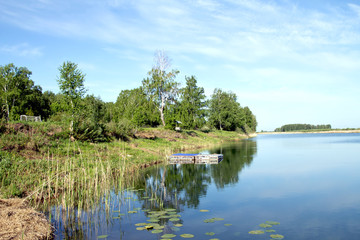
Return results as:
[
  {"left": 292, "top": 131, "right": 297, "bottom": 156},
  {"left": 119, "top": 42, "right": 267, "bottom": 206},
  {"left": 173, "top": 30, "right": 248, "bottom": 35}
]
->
[
  {"left": 106, "top": 119, "right": 136, "bottom": 141},
  {"left": 114, "top": 88, "right": 159, "bottom": 127},
  {"left": 0, "top": 63, "right": 50, "bottom": 121},
  {"left": 142, "top": 51, "right": 180, "bottom": 126},
  {"left": 275, "top": 123, "right": 332, "bottom": 132},
  {"left": 208, "top": 88, "right": 245, "bottom": 131},
  {"left": 57, "top": 61, "right": 87, "bottom": 134},
  {"left": 177, "top": 76, "right": 207, "bottom": 130}
]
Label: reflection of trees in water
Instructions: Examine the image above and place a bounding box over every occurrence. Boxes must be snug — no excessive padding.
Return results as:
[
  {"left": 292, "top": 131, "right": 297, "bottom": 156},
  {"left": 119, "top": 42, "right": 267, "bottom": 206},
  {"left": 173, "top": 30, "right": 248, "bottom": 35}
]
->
[
  {"left": 137, "top": 139, "right": 257, "bottom": 209},
  {"left": 139, "top": 164, "right": 211, "bottom": 210},
  {"left": 210, "top": 140, "right": 257, "bottom": 188}
]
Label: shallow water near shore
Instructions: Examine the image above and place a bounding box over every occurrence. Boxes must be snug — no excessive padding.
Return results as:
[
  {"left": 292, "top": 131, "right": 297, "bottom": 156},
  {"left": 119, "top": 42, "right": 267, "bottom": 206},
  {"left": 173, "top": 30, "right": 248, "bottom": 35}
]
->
[{"left": 50, "top": 133, "right": 360, "bottom": 239}]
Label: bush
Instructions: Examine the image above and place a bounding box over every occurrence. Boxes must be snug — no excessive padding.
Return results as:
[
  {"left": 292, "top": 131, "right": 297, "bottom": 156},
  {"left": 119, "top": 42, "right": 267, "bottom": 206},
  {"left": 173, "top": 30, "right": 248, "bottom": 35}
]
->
[
  {"left": 74, "top": 119, "right": 111, "bottom": 143},
  {"left": 106, "top": 119, "right": 136, "bottom": 141}
]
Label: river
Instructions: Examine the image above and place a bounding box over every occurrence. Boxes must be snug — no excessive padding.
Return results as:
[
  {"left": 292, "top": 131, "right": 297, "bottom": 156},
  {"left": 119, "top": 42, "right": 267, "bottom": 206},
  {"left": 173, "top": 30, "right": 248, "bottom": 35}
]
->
[{"left": 52, "top": 133, "right": 360, "bottom": 239}]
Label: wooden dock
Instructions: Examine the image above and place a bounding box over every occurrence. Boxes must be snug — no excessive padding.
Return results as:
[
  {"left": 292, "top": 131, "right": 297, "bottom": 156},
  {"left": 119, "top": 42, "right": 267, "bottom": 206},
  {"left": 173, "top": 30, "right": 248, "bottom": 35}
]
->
[{"left": 168, "top": 153, "right": 223, "bottom": 164}]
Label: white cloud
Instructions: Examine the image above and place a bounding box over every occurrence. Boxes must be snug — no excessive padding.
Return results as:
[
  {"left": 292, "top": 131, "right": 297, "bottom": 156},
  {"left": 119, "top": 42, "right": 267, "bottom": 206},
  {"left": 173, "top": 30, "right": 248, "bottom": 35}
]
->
[{"left": 0, "top": 43, "right": 42, "bottom": 57}]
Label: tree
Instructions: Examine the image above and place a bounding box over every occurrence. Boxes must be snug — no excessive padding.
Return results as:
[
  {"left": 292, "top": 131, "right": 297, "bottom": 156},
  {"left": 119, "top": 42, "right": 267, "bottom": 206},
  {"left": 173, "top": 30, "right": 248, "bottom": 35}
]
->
[
  {"left": 0, "top": 63, "right": 45, "bottom": 121},
  {"left": 57, "top": 61, "right": 86, "bottom": 134},
  {"left": 114, "top": 87, "right": 159, "bottom": 127},
  {"left": 142, "top": 50, "right": 180, "bottom": 126},
  {"left": 208, "top": 88, "right": 245, "bottom": 131},
  {"left": 243, "top": 106, "right": 257, "bottom": 132},
  {"left": 178, "top": 76, "right": 207, "bottom": 129}
]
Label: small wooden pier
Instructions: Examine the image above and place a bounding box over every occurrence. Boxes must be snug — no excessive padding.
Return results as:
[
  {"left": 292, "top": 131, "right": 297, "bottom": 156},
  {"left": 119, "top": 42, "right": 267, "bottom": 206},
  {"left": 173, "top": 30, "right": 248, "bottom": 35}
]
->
[{"left": 168, "top": 153, "right": 223, "bottom": 164}]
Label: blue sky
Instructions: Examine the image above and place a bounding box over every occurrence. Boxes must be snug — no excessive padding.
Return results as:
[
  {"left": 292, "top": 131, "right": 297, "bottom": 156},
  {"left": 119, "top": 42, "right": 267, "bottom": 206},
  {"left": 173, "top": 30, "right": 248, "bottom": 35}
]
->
[{"left": 1, "top": 0, "right": 359, "bottom": 131}]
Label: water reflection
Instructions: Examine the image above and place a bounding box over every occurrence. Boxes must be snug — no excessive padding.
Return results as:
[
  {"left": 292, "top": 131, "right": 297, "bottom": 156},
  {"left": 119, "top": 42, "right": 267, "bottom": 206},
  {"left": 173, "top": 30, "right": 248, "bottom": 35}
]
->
[
  {"left": 210, "top": 140, "right": 257, "bottom": 188},
  {"left": 51, "top": 139, "right": 258, "bottom": 239}
]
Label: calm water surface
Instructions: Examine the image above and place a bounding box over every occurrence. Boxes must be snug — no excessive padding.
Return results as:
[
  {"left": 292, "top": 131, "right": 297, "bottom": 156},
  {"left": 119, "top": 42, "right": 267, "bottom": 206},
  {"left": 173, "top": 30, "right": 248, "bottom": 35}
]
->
[{"left": 53, "top": 133, "right": 360, "bottom": 239}]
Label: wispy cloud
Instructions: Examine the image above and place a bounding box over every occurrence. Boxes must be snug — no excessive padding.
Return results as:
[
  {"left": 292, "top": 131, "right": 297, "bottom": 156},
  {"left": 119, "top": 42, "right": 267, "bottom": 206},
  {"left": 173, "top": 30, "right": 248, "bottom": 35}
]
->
[{"left": 0, "top": 43, "right": 43, "bottom": 57}]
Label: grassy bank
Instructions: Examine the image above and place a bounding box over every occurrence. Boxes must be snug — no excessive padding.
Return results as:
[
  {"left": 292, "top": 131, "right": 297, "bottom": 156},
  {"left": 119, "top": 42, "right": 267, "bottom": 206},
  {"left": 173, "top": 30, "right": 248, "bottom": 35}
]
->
[{"left": 0, "top": 121, "right": 249, "bottom": 206}]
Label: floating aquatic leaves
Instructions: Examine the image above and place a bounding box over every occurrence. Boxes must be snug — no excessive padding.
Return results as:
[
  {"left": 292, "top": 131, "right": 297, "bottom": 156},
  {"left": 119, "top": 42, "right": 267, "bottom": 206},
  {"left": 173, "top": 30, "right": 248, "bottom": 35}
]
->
[
  {"left": 200, "top": 209, "right": 209, "bottom": 212},
  {"left": 209, "top": 239, "right": 219, "bottom": 240},
  {"left": 128, "top": 210, "right": 137, "bottom": 214},
  {"left": 174, "top": 223, "right": 183, "bottom": 227},
  {"left": 249, "top": 221, "right": 283, "bottom": 238},
  {"left": 171, "top": 227, "right": 180, "bottom": 232},
  {"left": 180, "top": 233, "right": 194, "bottom": 238},
  {"left": 204, "top": 217, "right": 224, "bottom": 223},
  {"left": 249, "top": 230, "right": 265, "bottom": 234},
  {"left": 152, "top": 229, "right": 163, "bottom": 234},
  {"left": 147, "top": 218, "right": 160, "bottom": 222},
  {"left": 136, "top": 227, "right": 146, "bottom": 231},
  {"left": 162, "top": 234, "right": 176, "bottom": 239},
  {"left": 154, "top": 226, "right": 165, "bottom": 230},
  {"left": 135, "top": 223, "right": 147, "bottom": 226},
  {"left": 259, "top": 223, "right": 272, "bottom": 228},
  {"left": 205, "top": 232, "right": 215, "bottom": 236},
  {"left": 224, "top": 223, "right": 232, "bottom": 226},
  {"left": 266, "top": 221, "right": 280, "bottom": 226},
  {"left": 270, "top": 234, "right": 284, "bottom": 239},
  {"left": 144, "top": 225, "right": 154, "bottom": 230},
  {"left": 112, "top": 216, "right": 121, "bottom": 219},
  {"left": 169, "top": 218, "right": 180, "bottom": 222},
  {"left": 97, "top": 235, "right": 108, "bottom": 239}
]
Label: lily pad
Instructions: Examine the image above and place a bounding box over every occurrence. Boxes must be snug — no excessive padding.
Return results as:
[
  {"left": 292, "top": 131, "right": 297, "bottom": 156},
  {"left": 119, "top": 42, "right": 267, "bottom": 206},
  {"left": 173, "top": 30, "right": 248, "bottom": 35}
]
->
[
  {"left": 180, "top": 234, "right": 194, "bottom": 238},
  {"left": 205, "top": 232, "right": 215, "bottom": 236},
  {"left": 147, "top": 218, "right": 160, "bottom": 222},
  {"left": 128, "top": 210, "right": 137, "bottom": 214},
  {"left": 171, "top": 227, "right": 180, "bottom": 232},
  {"left": 249, "top": 230, "right": 265, "bottom": 235},
  {"left": 161, "top": 234, "right": 177, "bottom": 239},
  {"left": 135, "top": 223, "right": 147, "bottom": 226},
  {"left": 259, "top": 223, "right": 272, "bottom": 228},
  {"left": 209, "top": 239, "right": 220, "bottom": 240},
  {"left": 112, "top": 216, "right": 121, "bottom": 219},
  {"left": 200, "top": 209, "right": 209, "bottom": 212},
  {"left": 224, "top": 223, "right": 232, "bottom": 226},
  {"left": 152, "top": 229, "right": 163, "bottom": 234},
  {"left": 97, "top": 235, "right": 108, "bottom": 239},
  {"left": 154, "top": 226, "right": 165, "bottom": 230},
  {"left": 204, "top": 219, "right": 215, "bottom": 223},
  {"left": 169, "top": 218, "right": 180, "bottom": 222},
  {"left": 266, "top": 221, "right": 280, "bottom": 225},
  {"left": 266, "top": 229, "right": 276, "bottom": 233},
  {"left": 144, "top": 225, "right": 154, "bottom": 230},
  {"left": 212, "top": 217, "right": 224, "bottom": 221},
  {"left": 270, "top": 234, "right": 284, "bottom": 239},
  {"left": 174, "top": 223, "right": 183, "bottom": 227},
  {"left": 136, "top": 227, "right": 146, "bottom": 231},
  {"left": 159, "top": 215, "right": 172, "bottom": 219}
]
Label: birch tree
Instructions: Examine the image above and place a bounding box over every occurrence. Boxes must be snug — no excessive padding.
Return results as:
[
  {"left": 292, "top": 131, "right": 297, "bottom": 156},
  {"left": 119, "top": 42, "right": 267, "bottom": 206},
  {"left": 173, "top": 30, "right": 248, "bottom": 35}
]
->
[{"left": 142, "top": 50, "right": 179, "bottom": 126}]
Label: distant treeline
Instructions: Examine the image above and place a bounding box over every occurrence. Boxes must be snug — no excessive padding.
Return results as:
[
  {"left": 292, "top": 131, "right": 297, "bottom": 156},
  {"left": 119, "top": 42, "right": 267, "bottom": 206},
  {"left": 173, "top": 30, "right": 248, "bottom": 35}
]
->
[
  {"left": 274, "top": 124, "right": 332, "bottom": 132},
  {"left": 0, "top": 51, "right": 257, "bottom": 142}
]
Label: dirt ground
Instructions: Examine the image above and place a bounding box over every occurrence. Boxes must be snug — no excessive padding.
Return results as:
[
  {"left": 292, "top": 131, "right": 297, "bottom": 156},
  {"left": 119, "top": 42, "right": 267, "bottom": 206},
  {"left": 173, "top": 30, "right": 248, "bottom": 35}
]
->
[{"left": 0, "top": 198, "right": 53, "bottom": 240}]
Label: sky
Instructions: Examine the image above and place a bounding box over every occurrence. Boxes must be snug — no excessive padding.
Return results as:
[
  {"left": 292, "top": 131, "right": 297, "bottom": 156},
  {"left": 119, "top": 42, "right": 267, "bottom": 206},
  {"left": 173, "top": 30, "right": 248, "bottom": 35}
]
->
[{"left": 1, "top": 0, "right": 360, "bottom": 131}]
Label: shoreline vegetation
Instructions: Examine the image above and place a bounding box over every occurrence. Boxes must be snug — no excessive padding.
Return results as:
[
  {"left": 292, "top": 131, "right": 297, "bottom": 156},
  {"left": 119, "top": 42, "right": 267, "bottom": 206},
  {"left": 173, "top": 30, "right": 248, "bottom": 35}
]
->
[
  {"left": 259, "top": 129, "right": 360, "bottom": 134},
  {"left": 0, "top": 121, "right": 252, "bottom": 239}
]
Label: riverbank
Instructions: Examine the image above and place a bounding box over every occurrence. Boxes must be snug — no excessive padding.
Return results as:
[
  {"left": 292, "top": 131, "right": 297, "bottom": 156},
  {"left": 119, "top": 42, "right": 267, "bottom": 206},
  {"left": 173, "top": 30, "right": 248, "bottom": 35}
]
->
[
  {"left": 0, "top": 122, "right": 251, "bottom": 194},
  {"left": 258, "top": 129, "right": 360, "bottom": 134},
  {"left": 0, "top": 122, "right": 252, "bottom": 239}
]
